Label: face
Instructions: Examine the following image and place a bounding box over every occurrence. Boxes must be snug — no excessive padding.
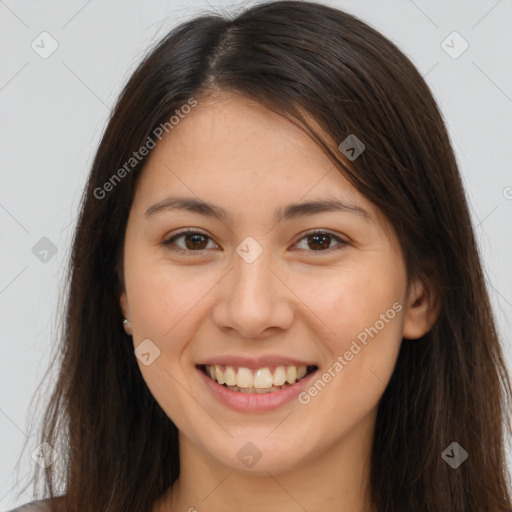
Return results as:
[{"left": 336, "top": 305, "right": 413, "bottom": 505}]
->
[{"left": 119, "top": 92, "right": 435, "bottom": 476}]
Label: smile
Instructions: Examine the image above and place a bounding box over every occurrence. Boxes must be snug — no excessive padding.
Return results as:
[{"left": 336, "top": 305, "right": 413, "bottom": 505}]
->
[{"left": 198, "top": 364, "right": 318, "bottom": 394}]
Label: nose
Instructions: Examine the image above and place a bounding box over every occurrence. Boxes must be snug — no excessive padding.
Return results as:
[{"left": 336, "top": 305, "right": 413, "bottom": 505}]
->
[{"left": 212, "top": 243, "right": 294, "bottom": 339}]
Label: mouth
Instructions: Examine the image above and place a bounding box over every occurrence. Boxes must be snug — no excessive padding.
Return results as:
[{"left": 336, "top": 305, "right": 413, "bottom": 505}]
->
[{"left": 196, "top": 363, "right": 319, "bottom": 394}]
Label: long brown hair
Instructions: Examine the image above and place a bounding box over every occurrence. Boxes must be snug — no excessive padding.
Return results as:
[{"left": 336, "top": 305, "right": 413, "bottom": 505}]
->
[{"left": 15, "top": 1, "right": 512, "bottom": 510}]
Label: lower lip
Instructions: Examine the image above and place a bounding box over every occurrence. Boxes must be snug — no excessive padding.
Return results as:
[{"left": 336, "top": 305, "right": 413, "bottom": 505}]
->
[{"left": 196, "top": 366, "right": 319, "bottom": 412}]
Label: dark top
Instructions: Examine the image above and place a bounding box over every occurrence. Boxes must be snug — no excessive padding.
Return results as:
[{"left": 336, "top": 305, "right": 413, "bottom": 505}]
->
[
  {"left": 8, "top": 498, "right": 512, "bottom": 511},
  {"left": 7, "top": 499, "right": 50, "bottom": 511}
]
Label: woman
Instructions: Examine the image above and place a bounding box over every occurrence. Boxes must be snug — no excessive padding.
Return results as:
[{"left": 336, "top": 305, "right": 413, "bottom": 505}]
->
[{"left": 10, "top": 1, "right": 512, "bottom": 511}]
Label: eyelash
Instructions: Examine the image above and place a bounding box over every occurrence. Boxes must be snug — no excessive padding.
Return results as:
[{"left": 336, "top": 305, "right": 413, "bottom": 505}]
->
[{"left": 161, "top": 228, "right": 348, "bottom": 256}]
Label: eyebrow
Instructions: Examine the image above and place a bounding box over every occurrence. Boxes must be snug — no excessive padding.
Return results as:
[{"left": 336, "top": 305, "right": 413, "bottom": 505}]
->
[{"left": 144, "top": 195, "right": 372, "bottom": 223}]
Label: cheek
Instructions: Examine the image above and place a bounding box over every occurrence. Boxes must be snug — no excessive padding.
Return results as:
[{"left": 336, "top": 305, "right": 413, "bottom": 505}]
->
[
  {"left": 126, "top": 258, "right": 209, "bottom": 428},
  {"left": 127, "top": 254, "right": 207, "bottom": 336},
  {"left": 304, "top": 260, "right": 404, "bottom": 340},
  {"left": 299, "top": 261, "right": 405, "bottom": 407}
]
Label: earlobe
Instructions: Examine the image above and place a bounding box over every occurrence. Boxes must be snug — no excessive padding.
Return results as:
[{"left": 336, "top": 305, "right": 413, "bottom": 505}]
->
[
  {"left": 402, "top": 278, "right": 441, "bottom": 340},
  {"left": 119, "top": 291, "right": 133, "bottom": 336}
]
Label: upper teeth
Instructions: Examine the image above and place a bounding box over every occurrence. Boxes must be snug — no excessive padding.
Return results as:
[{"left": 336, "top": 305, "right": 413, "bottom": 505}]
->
[{"left": 205, "top": 364, "right": 308, "bottom": 388}]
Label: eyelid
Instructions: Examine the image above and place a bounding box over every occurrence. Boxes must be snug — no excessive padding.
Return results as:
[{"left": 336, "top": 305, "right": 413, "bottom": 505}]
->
[
  {"left": 292, "top": 229, "right": 348, "bottom": 252},
  {"left": 162, "top": 228, "right": 218, "bottom": 253},
  {"left": 161, "top": 228, "right": 348, "bottom": 254}
]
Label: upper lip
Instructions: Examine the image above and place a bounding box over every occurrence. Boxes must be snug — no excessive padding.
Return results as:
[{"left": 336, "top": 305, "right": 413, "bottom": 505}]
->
[{"left": 196, "top": 355, "right": 318, "bottom": 370}]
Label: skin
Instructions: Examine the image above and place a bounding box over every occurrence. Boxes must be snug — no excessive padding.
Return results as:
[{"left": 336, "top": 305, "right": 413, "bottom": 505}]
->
[{"left": 119, "top": 92, "right": 440, "bottom": 512}]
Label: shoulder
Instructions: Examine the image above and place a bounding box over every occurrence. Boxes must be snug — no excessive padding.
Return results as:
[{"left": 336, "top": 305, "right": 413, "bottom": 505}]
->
[{"left": 6, "top": 498, "right": 51, "bottom": 511}]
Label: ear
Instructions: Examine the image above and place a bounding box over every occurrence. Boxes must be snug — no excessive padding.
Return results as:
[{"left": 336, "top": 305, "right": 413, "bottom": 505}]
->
[
  {"left": 402, "top": 276, "right": 441, "bottom": 340},
  {"left": 119, "top": 290, "right": 133, "bottom": 336},
  {"left": 120, "top": 290, "right": 130, "bottom": 319}
]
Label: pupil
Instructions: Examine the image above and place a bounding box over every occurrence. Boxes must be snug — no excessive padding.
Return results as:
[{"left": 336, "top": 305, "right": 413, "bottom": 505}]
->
[
  {"left": 309, "top": 234, "right": 330, "bottom": 250},
  {"left": 185, "top": 233, "right": 207, "bottom": 250},
  {"left": 183, "top": 233, "right": 330, "bottom": 251}
]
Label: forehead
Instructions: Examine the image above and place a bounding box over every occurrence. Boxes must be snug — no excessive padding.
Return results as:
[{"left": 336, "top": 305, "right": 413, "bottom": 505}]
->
[
  {"left": 146, "top": 92, "right": 333, "bottom": 177},
  {"left": 131, "top": 92, "right": 382, "bottom": 226}
]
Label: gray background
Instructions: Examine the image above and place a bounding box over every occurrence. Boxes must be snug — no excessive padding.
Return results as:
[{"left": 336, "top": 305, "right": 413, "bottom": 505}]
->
[{"left": 1, "top": 0, "right": 511, "bottom": 509}]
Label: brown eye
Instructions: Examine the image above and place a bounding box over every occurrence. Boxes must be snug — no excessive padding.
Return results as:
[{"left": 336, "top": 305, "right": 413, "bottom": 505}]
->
[
  {"left": 162, "top": 230, "right": 217, "bottom": 253},
  {"left": 306, "top": 233, "right": 331, "bottom": 250},
  {"left": 182, "top": 233, "right": 209, "bottom": 250},
  {"left": 161, "top": 229, "right": 347, "bottom": 256},
  {"left": 294, "top": 230, "right": 347, "bottom": 253}
]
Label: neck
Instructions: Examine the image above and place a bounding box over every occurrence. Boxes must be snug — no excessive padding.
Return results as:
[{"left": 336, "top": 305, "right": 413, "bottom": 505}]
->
[{"left": 156, "top": 409, "right": 377, "bottom": 512}]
